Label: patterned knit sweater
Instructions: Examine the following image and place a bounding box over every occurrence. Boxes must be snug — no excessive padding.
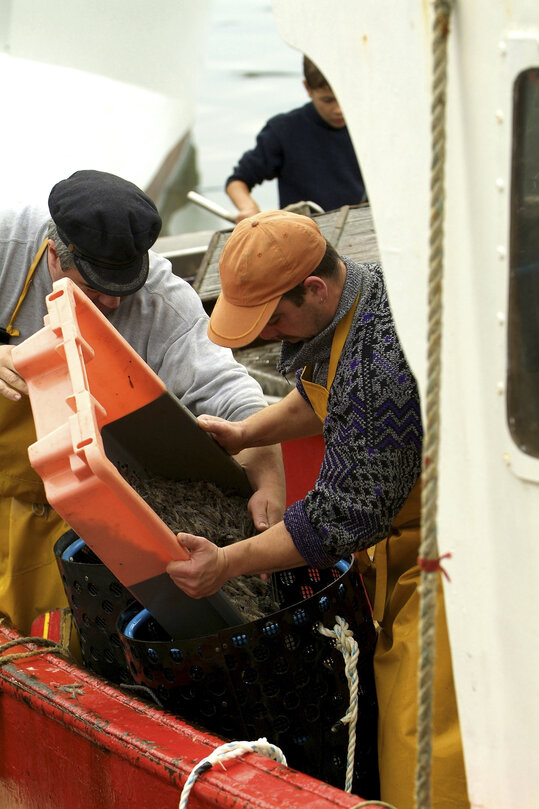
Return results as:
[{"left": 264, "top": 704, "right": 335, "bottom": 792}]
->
[{"left": 281, "top": 258, "right": 423, "bottom": 567}]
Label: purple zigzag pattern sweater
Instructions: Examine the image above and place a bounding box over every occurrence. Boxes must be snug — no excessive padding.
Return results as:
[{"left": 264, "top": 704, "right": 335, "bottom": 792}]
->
[{"left": 281, "top": 259, "right": 423, "bottom": 567}]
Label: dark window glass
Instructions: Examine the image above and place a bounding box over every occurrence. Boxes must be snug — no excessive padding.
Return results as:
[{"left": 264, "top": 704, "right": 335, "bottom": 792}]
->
[{"left": 507, "top": 68, "right": 539, "bottom": 458}]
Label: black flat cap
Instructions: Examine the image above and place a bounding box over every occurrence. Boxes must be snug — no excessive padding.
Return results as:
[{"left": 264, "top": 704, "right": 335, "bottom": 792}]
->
[{"left": 48, "top": 169, "right": 162, "bottom": 295}]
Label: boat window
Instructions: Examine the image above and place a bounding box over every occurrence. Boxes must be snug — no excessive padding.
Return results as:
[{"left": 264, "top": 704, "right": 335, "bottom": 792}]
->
[{"left": 507, "top": 67, "right": 539, "bottom": 458}]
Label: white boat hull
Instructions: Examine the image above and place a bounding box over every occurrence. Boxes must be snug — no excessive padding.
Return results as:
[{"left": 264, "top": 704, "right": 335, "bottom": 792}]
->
[
  {"left": 272, "top": 2, "right": 539, "bottom": 807},
  {"left": 0, "top": 0, "right": 211, "bottom": 202}
]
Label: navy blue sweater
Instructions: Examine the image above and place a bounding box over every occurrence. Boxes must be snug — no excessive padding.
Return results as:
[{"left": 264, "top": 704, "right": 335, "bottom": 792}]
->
[{"left": 226, "top": 102, "right": 367, "bottom": 210}]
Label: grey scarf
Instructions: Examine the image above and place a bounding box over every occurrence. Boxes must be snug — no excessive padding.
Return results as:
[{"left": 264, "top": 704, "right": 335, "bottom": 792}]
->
[{"left": 277, "top": 257, "right": 372, "bottom": 384}]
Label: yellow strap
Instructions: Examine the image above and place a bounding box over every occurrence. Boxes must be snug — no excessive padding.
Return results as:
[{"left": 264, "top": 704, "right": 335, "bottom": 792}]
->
[
  {"left": 302, "top": 294, "right": 360, "bottom": 395},
  {"left": 5, "top": 238, "right": 48, "bottom": 338},
  {"left": 301, "top": 294, "right": 360, "bottom": 423},
  {"left": 326, "top": 295, "right": 359, "bottom": 391}
]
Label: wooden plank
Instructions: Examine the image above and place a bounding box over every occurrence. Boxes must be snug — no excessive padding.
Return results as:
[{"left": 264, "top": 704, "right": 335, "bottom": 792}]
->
[
  {"left": 193, "top": 230, "right": 232, "bottom": 304},
  {"left": 193, "top": 205, "right": 379, "bottom": 309}
]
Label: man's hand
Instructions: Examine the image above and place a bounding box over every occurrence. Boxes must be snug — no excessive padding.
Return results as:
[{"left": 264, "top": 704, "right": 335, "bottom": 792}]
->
[
  {"left": 235, "top": 205, "right": 260, "bottom": 224},
  {"left": 166, "top": 533, "right": 229, "bottom": 598},
  {"left": 197, "top": 415, "right": 286, "bottom": 531},
  {"left": 0, "top": 345, "right": 27, "bottom": 401},
  {"left": 197, "top": 414, "right": 246, "bottom": 455},
  {"left": 167, "top": 522, "right": 306, "bottom": 599},
  {"left": 238, "top": 445, "right": 286, "bottom": 531},
  {"left": 225, "top": 180, "right": 260, "bottom": 224},
  {"left": 246, "top": 486, "right": 280, "bottom": 532}
]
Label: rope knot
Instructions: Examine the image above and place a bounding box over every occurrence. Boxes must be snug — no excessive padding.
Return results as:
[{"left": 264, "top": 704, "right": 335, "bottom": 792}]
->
[
  {"left": 318, "top": 616, "right": 359, "bottom": 792},
  {"left": 178, "top": 737, "right": 287, "bottom": 809},
  {"left": 417, "top": 551, "right": 452, "bottom": 581}
]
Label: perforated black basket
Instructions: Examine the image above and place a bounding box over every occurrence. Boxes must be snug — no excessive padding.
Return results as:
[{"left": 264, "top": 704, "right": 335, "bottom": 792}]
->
[
  {"left": 54, "top": 529, "right": 139, "bottom": 685},
  {"left": 119, "top": 559, "right": 380, "bottom": 797}
]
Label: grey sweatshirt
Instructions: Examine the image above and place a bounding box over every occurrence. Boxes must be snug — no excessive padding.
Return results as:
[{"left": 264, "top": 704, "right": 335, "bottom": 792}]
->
[{"left": 0, "top": 202, "right": 267, "bottom": 422}]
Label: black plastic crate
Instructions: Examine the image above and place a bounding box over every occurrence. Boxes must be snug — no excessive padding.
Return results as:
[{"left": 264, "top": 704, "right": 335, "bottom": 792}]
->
[
  {"left": 55, "top": 529, "right": 139, "bottom": 685},
  {"left": 120, "top": 559, "right": 379, "bottom": 796}
]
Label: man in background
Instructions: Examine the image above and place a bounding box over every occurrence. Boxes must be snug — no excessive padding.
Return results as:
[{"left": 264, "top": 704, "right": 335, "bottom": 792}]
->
[{"left": 225, "top": 56, "right": 367, "bottom": 222}]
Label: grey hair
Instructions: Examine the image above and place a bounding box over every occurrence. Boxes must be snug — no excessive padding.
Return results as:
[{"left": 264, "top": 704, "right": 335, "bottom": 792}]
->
[{"left": 47, "top": 220, "right": 77, "bottom": 271}]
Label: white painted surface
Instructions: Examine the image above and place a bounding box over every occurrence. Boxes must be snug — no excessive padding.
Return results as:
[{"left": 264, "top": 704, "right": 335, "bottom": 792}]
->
[
  {"left": 272, "top": 2, "right": 539, "bottom": 807},
  {"left": 0, "top": 0, "right": 211, "bottom": 202}
]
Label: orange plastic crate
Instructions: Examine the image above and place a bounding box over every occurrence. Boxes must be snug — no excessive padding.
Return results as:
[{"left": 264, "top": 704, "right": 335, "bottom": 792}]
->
[{"left": 12, "top": 278, "right": 249, "bottom": 638}]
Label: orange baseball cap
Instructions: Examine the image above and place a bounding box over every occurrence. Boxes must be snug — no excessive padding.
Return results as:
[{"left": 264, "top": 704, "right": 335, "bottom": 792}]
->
[{"left": 208, "top": 210, "right": 326, "bottom": 348}]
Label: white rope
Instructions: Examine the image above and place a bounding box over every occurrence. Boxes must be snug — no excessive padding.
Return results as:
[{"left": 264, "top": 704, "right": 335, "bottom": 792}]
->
[
  {"left": 178, "top": 737, "right": 287, "bottom": 809},
  {"left": 318, "top": 615, "right": 359, "bottom": 792}
]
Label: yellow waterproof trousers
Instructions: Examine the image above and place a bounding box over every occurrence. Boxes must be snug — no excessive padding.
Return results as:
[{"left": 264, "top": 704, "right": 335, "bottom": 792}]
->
[
  {"left": 0, "top": 242, "right": 71, "bottom": 636},
  {"left": 361, "top": 484, "right": 469, "bottom": 809},
  {"left": 0, "top": 393, "right": 70, "bottom": 635},
  {"left": 0, "top": 496, "right": 70, "bottom": 634}
]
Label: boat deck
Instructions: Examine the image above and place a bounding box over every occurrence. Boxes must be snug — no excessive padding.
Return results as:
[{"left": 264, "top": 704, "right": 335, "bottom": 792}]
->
[{"left": 0, "top": 622, "right": 361, "bottom": 809}]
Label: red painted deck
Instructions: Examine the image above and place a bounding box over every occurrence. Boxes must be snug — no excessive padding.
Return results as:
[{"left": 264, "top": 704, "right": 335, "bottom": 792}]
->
[{"left": 0, "top": 623, "right": 373, "bottom": 809}]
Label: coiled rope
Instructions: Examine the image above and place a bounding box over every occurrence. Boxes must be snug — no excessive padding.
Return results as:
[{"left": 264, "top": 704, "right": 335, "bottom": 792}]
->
[
  {"left": 416, "top": 2, "right": 454, "bottom": 809},
  {"left": 0, "top": 634, "right": 71, "bottom": 667},
  {"left": 178, "top": 738, "right": 287, "bottom": 809},
  {"left": 353, "top": 803, "right": 398, "bottom": 809},
  {"left": 318, "top": 616, "right": 359, "bottom": 793}
]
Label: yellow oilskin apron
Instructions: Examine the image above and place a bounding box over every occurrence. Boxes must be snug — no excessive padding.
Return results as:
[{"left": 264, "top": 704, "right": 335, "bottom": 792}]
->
[
  {"left": 301, "top": 297, "right": 469, "bottom": 809},
  {"left": 0, "top": 240, "right": 70, "bottom": 634}
]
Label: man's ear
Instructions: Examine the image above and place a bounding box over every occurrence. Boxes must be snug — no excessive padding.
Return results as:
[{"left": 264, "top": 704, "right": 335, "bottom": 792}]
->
[
  {"left": 303, "top": 79, "right": 313, "bottom": 99},
  {"left": 46, "top": 239, "right": 63, "bottom": 281},
  {"left": 303, "top": 276, "right": 327, "bottom": 299}
]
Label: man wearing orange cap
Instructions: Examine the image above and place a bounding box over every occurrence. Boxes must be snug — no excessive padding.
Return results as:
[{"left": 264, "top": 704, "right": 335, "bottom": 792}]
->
[{"left": 167, "top": 210, "right": 469, "bottom": 809}]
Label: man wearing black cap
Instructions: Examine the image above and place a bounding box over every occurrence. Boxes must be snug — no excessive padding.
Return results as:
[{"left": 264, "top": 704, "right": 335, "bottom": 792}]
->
[
  {"left": 0, "top": 170, "right": 285, "bottom": 636},
  {"left": 48, "top": 169, "right": 162, "bottom": 297}
]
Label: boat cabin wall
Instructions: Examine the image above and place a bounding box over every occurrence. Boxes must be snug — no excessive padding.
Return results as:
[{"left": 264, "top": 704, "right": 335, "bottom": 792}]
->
[{"left": 271, "top": 3, "right": 539, "bottom": 809}]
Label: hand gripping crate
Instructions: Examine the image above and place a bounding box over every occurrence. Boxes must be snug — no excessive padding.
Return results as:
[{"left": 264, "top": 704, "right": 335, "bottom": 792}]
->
[{"left": 12, "top": 278, "right": 249, "bottom": 639}]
